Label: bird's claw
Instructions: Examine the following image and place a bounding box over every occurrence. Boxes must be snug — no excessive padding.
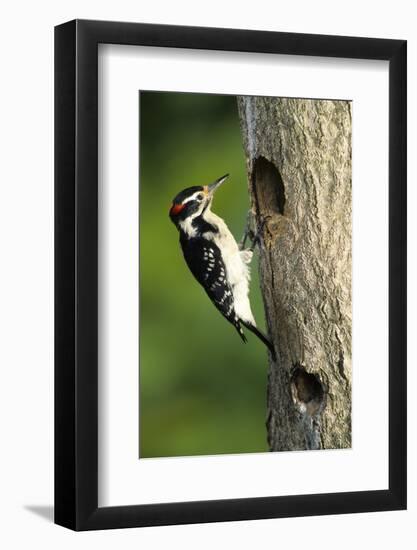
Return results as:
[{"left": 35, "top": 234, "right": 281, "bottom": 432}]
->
[
  {"left": 257, "top": 215, "right": 272, "bottom": 234},
  {"left": 239, "top": 210, "right": 256, "bottom": 250},
  {"left": 244, "top": 214, "right": 272, "bottom": 252}
]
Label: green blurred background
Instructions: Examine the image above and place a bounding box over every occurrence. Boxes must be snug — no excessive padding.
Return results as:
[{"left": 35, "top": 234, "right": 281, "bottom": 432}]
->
[{"left": 139, "top": 91, "right": 268, "bottom": 458}]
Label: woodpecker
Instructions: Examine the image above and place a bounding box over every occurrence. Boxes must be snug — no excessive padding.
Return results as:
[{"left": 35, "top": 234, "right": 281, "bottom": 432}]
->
[{"left": 169, "top": 174, "right": 275, "bottom": 358}]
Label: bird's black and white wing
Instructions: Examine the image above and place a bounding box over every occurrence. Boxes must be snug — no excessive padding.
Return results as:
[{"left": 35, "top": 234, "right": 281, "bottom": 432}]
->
[{"left": 179, "top": 236, "right": 247, "bottom": 342}]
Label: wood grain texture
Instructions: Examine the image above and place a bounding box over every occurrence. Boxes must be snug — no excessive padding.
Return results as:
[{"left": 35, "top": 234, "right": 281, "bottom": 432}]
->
[{"left": 238, "top": 96, "right": 352, "bottom": 451}]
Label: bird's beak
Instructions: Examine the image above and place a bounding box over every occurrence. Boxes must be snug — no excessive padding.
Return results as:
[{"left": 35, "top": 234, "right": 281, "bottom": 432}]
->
[{"left": 207, "top": 174, "right": 229, "bottom": 195}]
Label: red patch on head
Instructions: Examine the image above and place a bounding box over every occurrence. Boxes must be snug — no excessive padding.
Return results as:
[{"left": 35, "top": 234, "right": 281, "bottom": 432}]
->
[{"left": 170, "top": 203, "right": 185, "bottom": 216}]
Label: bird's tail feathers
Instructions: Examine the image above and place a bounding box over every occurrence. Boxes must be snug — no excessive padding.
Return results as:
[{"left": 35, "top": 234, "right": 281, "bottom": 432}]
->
[
  {"left": 234, "top": 322, "right": 248, "bottom": 343},
  {"left": 241, "top": 321, "right": 276, "bottom": 360}
]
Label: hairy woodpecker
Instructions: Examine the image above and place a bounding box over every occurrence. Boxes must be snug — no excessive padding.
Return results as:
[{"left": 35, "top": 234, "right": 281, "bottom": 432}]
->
[{"left": 169, "top": 174, "right": 275, "bottom": 358}]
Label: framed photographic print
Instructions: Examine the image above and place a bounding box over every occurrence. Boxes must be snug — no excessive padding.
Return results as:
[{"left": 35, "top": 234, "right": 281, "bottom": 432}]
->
[{"left": 55, "top": 20, "right": 407, "bottom": 530}]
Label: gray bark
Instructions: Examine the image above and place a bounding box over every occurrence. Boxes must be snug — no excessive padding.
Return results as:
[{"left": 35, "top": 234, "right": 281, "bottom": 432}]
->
[{"left": 237, "top": 96, "right": 352, "bottom": 451}]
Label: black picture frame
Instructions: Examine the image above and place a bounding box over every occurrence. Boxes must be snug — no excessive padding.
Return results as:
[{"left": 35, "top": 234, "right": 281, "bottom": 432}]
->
[{"left": 55, "top": 19, "right": 407, "bottom": 531}]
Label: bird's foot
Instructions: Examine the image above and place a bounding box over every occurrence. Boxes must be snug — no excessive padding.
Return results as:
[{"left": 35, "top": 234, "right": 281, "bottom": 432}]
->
[
  {"left": 239, "top": 210, "right": 256, "bottom": 250},
  {"left": 240, "top": 213, "right": 272, "bottom": 252}
]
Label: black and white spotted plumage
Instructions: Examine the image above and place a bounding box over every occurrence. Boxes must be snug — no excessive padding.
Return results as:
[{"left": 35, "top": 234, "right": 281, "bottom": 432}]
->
[
  {"left": 180, "top": 232, "right": 247, "bottom": 342},
  {"left": 169, "top": 175, "right": 275, "bottom": 358}
]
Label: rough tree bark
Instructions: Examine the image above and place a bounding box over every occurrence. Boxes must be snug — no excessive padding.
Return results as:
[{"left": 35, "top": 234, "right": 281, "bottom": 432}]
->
[{"left": 237, "top": 96, "right": 352, "bottom": 451}]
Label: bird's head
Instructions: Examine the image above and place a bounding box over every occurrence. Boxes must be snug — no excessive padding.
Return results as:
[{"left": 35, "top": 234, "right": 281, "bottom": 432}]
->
[{"left": 169, "top": 174, "right": 229, "bottom": 227}]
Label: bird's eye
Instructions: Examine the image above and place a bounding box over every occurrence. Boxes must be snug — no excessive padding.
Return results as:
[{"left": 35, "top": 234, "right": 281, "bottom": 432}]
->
[{"left": 196, "top": 194, "right": 204, "bottom": 201}]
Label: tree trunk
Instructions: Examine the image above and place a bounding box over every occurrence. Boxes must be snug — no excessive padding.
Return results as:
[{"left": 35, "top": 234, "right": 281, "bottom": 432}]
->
[{"left": 237, "top": 96, "right": 352, "bottom": 451}]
